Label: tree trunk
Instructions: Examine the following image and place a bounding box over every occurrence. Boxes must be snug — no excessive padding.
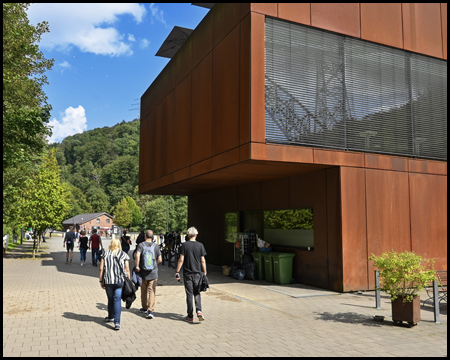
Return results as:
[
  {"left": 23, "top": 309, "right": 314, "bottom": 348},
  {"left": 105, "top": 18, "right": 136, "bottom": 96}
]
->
[{"left": 32, "top": 236, "right": 36, "bottom": 259}]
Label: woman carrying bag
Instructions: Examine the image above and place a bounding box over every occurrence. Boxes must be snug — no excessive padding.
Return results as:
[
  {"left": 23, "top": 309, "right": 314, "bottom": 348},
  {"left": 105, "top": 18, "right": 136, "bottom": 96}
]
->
[
  {"left": 99, "top": 238, "right": 130, "bottom": 331},
  {"left": 120, "top": 229, "right": 132, "bottom": 255}
]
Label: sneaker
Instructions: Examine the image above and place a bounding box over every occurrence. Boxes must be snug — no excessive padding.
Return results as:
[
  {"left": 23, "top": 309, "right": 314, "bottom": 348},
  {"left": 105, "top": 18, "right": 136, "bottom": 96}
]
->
[
  {"left": 139, "top": 308, "right": 148, "bottom": 313},
  {"left": 185, "top": 316, "right": 194, "bottom": 323},
  {"left": 66, "top": 261, "right": 68, "bottom": 264},
  {"left": 197, "top": 311, "right": 205, "bottom": 321},
  {"left": 114, "top": 323, "right": 121, "bottom": 331},
  {"left": 105, "top": 317, "right": 114, "bottom": 323},
  {"left": 69, "top": 261, "right": 72, "bottom": 265},
  {"left": 81, "top": 263, "right": 83, "bottom": 266},
  {"left": 147, "top": 311, "right": 154, "bottom": 319}
]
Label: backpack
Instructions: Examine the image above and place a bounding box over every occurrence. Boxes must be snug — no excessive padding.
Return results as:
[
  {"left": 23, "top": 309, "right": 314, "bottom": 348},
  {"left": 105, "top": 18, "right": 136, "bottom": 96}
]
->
[{"left": 141, "top": 243, "right": 156, "bottom": 271}]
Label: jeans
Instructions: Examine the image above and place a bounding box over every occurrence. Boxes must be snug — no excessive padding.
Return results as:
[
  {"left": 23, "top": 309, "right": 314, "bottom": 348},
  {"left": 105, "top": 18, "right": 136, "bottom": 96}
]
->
[
  {"left": 104, "top": 282, "right": 124, "bottom": 325},
  {"left": 184, "top": 273, "right": 202, "bottom": 318},
  {"left": 80, "top": 248, "right": 87, "bottom": 262},
  {"left": 92, "top": 248, "right": 100, "bottom": 264}
]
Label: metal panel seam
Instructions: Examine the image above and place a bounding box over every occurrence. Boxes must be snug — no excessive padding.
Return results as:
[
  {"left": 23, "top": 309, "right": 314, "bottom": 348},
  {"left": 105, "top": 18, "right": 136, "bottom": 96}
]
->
[{"left": 364, "top": 167, "right": 369, "bottom": 289}]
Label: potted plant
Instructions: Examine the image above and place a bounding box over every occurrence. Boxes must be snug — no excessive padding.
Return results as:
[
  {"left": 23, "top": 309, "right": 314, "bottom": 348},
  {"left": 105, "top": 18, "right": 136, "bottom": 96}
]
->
[{"left": 369, "top": 250, "right": 436, "bottom": 327}]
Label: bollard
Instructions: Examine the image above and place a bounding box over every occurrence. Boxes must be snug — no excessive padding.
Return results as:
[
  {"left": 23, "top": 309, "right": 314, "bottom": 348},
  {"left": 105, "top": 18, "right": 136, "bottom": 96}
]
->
[
  {"left": 433, "top": 279, "right": 440, "bottom": 324},
  {"left": 375, "top": 270, "right": 381, "bottom": 309}
]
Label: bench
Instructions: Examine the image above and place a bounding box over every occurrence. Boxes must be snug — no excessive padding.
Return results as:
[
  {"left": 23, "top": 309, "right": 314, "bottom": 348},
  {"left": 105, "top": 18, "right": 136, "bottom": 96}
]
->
[{"left": 422, "top": 270, "right": 447, "bottom": 308}]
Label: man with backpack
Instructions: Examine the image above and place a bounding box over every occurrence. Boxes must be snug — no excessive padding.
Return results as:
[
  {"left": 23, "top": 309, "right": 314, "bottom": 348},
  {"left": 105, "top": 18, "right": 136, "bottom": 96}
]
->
[{"left": 134, "top": 230, "right": 162, "bottom": 319}]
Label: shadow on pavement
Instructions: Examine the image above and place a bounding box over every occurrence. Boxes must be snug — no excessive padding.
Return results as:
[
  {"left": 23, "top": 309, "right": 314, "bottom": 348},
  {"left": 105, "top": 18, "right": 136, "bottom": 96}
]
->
[
  {"left": 62, "top": 311, "right": 112, "bottom": 330},
  {"left": 420, "top": 303, "right": 447, "bottom": 315},
  {"left": 41, "top": 251, "right": 102, "bottom": 279},
  {"left": 314, "top": 311, "right": 396, "bottom": 327},
  {"left": 94, "top": 302, "right": 191, "bottom": 323}
]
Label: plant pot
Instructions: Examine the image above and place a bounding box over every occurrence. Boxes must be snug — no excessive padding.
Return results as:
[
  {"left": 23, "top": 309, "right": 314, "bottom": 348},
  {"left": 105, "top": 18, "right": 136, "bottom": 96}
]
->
[{"left": 391, "top": 295, "right": 421, "bottom": 326}]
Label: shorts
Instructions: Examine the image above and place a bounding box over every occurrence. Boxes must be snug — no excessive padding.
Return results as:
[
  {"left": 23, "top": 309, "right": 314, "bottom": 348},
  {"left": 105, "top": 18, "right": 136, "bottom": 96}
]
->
[{"left": 66, "top": 243, "right": 74, "bottom": 251}]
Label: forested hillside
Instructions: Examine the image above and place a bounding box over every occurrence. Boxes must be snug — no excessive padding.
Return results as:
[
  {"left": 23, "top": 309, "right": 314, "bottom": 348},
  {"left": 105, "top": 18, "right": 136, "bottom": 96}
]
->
[{"left": 51, "top": 119, "right": 187, "bottom": 233}]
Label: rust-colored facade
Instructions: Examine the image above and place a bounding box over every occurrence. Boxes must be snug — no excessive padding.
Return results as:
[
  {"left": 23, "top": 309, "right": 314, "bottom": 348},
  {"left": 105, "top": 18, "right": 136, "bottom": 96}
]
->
[{"left": 140, "top": 4, "right": 447, "bottom": 291}]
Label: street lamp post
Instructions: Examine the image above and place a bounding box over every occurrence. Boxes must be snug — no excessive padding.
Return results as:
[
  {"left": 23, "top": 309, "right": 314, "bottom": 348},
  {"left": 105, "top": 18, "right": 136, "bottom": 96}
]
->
[{"left": 166, "top": 199, "right": 169, "bottom": 233}]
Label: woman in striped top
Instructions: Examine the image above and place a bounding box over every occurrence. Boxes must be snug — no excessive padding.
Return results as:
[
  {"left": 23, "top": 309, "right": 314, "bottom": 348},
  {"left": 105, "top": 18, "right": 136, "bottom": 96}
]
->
[{"left": 99, "top": 238, "right": 130, "bottom": 330}]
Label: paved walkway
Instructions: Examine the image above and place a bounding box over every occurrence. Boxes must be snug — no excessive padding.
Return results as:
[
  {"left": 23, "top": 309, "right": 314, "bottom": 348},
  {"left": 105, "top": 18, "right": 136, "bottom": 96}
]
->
[{"left": 3, "top": 237, "right": 447, "bottom": 357}]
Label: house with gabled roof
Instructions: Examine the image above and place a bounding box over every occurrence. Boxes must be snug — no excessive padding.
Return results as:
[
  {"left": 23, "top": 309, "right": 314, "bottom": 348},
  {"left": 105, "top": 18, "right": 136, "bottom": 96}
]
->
[{"left": 62, "top": 212, "right": 115, "bottom": 233}]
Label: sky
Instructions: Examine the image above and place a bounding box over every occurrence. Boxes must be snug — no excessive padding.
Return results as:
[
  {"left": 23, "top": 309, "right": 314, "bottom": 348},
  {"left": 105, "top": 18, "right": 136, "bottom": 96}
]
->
[{"left": 26, "top": 3, "right": 210, "bottom": 144}]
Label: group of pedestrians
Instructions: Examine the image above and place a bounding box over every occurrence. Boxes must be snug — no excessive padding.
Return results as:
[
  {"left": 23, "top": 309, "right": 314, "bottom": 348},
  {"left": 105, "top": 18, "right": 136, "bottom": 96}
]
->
[
  {"left": 99, "top": 226, "right": 207, "bottom": 330},
  {"left": 63, "top": 226, "right": 103, "bottom": 266}
]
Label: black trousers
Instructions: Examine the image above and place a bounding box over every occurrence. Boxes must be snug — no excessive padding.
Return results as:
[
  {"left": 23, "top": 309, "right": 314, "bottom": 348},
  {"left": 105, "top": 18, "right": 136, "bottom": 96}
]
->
[{"left": 184, "top": 273, "right": 202, "bottom": 318}]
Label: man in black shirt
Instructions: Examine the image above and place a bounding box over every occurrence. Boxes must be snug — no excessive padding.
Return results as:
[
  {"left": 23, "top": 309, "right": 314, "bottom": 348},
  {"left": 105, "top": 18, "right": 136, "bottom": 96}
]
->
[{"left": 175, "top": 227, "right": 207, "bottom": 323}]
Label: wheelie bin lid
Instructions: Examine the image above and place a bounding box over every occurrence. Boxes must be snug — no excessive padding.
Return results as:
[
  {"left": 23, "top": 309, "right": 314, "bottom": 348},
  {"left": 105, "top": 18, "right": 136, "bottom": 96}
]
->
[{"left": 271, "top": 252, "right": 295, "bottom": 258}]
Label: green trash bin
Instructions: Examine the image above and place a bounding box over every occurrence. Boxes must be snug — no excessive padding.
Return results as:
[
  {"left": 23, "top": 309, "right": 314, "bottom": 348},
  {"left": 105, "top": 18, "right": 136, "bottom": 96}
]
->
[
  {"left": 252, "top": 252, "right": 265, "bottom": 280},
  {"left": 272, "top": 253, "right": 295, "bottom": 285},
  {"left": 263, "top": 253, "right": 275, "bottom": 283}
]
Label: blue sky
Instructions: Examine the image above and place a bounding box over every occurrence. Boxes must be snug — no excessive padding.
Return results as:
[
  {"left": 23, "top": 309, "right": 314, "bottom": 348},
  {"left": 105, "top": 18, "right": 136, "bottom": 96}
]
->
[{"left": 26, "top": 3, "right": 210, "bottom": 143}]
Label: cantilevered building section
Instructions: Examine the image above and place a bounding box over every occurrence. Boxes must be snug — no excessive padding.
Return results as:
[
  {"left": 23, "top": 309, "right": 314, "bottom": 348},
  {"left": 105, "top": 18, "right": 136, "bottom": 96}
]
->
[{"left": 140, "top": 4, "right": 447, "bottom": 292}]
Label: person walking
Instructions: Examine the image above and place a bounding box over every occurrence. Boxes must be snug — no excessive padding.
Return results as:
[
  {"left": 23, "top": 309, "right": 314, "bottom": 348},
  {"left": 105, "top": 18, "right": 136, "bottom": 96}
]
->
[
  {"left": 120, "top": 229, "right": 132, "bottom": 255},
  {"left": 135, "top": 230, "right": 145, "bottom": 246},
  {"left": 99, "top": 238, "right": 130, "bottom": 331},
  {"left": 63, "top": 226, "right": 76, "bottom": 264},
  {"left": 134, "top": 230, "right": 162, "bottom": 319},
  {"left": 175, "top": 227, "right": 207, "bottom": 323},
  {"left": 78, "top": 230, "right": 89, "bottom": 266},
  {"left": 88, "top": 228, "right": 103, "bottom": 266}
]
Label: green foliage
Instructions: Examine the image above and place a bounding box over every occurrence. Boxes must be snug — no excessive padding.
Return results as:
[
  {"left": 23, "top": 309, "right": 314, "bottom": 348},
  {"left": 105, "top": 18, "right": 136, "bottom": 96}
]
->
[
  {"left": 141, "top": 197, "right": 170, "bottom": 233},
  {"left": 67, "top": 183, "right": 92, "bottom": 214},
  {"left": 13, "top": 149, "right": 71, "bottom": 256},
  {"left": 264, "top": 209, "right": 314, "bottom": 230},
  {"left": 369, "top": 250, "right": 436, "bottom": 303},
  {"left": 225, "top": 212, "right": 239, "bottom": 243},
  {"left": 85, "top": 187, "right": 109, "bottom": 213},
  {"left": 3, "top": 3, "right": 54, "bottom": 171},
  {"left": 125, "top": 196, "right": 142, "bottom": 227},
  {"left": 113, "top": 197, "right": 132, "bottom": 227},
  {"left": 51, "top": 119, "right": 187, "bottom": 232},
  {"left": 172, "top": 196, "right": 187, "bottom": 233}
]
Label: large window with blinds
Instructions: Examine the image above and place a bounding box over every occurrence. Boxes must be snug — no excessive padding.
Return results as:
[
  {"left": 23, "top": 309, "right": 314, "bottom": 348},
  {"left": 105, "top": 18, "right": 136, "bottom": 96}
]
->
[{"left": 265, "top": 17, "right": 447, "bottom": 160}]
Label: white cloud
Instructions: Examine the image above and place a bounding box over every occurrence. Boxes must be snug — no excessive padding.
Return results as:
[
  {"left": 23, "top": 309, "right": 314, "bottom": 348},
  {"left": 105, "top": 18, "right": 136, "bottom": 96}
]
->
[
  {"left": 55, "top": 60, "right": 71, "bottom": 74},
  {"left": 149, "top": 3, "right": 168, "bottom": 28},
  {"left": 128, "top": 34, "right": 136, "bottom": 42},
  {"left": 47, "top": 106, "right": 87, "bottom": 144},
  {"left": 139, "top": 38, "right": 150, "bottom": 49},
  {"left": 58, "top": 61, "right": 71, "bottom": 69},
  {"left": 27, "top": 3, "right": 147, "bottom": 56}
]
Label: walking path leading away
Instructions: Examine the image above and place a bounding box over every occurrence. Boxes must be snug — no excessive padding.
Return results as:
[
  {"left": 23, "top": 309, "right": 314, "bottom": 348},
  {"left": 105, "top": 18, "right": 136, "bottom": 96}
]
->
[{"left": 3, "top": 237, "right": 447, "bottom": 357}]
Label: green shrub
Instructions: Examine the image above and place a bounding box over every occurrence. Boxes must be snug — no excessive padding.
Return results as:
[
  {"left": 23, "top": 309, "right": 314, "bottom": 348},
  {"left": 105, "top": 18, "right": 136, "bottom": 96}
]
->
[{"left": 369, "top": 250, "right": 436, "bottom": 302}]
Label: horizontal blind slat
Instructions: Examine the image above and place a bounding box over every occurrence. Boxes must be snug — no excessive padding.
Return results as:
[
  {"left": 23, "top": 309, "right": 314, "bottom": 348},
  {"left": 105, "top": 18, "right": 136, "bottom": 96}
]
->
[{"left": 265, "top": 17, "right": 447, "bottom": 160}]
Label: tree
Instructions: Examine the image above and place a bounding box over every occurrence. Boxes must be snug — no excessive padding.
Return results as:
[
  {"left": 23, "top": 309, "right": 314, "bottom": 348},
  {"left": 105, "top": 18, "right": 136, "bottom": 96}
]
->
[
  {"left": 86, "top": 187, "right": 110, "bottom": 213},
  {"left": 14, "top": 149, "right": 72, "bottom": 258},
  {"left": 3, "top": 3, "right": 54, "bottom": 171},
  {"left": 124, "top": 196, "right": 142, "bottom": 229},
  {"left": 113, "top": 197, "right": 132, "bottom": 228},
  {"left": 3, "top": 155, "right": 41, "bottom": 234},
  {"left": 141, "top": 197, "right": 170, "bottom": 233},
  {"left": 172, "top": 196, "right": 188, "bottom": 233},
  {"left": 67, "top": 183, "right": 92, "bottom": 215}
]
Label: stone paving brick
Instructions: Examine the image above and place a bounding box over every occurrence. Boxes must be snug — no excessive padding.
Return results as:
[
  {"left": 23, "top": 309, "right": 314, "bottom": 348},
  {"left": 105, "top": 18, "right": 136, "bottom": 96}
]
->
[{"left": 3, "top": 238, "right": 447, "bottom": 357}]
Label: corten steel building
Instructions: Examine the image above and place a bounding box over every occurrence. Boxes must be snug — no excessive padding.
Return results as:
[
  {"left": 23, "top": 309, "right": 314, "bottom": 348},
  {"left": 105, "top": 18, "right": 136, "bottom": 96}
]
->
[{"left": 140, "top": 4, "right": 447, "bottom": 291}]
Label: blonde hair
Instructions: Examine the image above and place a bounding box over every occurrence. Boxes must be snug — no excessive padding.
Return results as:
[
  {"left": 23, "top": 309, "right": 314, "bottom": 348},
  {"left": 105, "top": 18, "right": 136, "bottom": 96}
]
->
[{"left": 109, "top": 238, "right": 122, "bottom": 257}]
